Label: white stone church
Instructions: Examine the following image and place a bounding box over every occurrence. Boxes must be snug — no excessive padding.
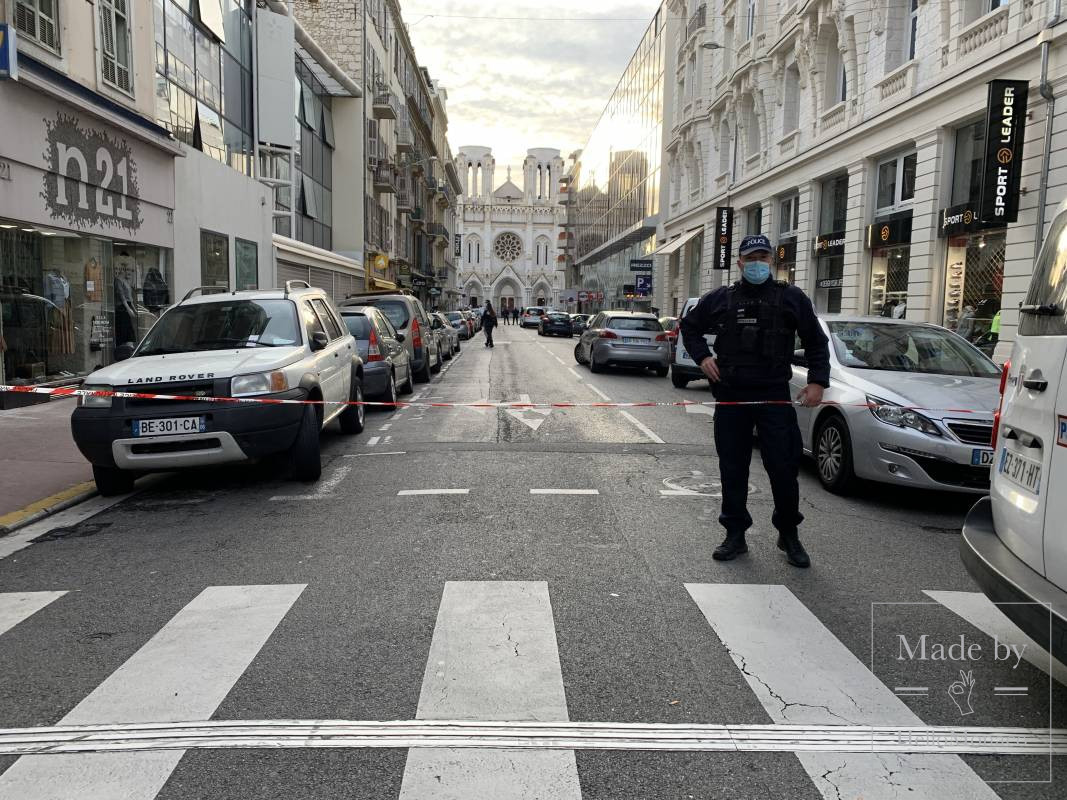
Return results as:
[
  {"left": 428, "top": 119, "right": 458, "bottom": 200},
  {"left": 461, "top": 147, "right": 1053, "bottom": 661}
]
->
[{"left": 455, "top": 146, "right": 567, "bottom": 310}]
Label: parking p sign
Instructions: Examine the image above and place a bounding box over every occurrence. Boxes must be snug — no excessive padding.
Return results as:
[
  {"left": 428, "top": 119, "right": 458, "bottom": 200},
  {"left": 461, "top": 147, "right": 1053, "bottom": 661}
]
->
[{"left": 635, "top": 274, "right": 652, "bottom": 296}]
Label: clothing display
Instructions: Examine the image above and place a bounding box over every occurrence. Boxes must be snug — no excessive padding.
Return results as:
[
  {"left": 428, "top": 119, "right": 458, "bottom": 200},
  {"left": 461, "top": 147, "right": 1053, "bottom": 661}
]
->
[
  {"left": 84, "top": 258, "right": 103, "bottom": 301},
  {"left": 114, "top": 275, "right": 137, "bottom": 346},
  {"left": 44, "top": 271, "right": 70, "bottom": 306},
  {"left": 142, "top": 267, "right": 170, "bottom": 309}
]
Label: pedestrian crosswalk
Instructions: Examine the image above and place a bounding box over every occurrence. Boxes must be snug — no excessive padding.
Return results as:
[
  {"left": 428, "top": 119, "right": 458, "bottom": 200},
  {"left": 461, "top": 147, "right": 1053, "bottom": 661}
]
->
[{"left": 0, "top": 582, "right": 1061, "bottom": 799}]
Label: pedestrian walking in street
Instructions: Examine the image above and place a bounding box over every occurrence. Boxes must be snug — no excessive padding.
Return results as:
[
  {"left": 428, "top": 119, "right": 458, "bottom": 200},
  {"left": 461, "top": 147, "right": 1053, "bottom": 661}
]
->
[
  {"left": 502, "top": 305, "right": 511, "bottom": 325},
  {"left": 679, "top": 234, "right": 830, "bottom": 569},
  {"left": 513, "top": 307, "right": 519, "bottom": 324},
  {"left": 482, "top": 301, "right": 498, "bottom": 347}
]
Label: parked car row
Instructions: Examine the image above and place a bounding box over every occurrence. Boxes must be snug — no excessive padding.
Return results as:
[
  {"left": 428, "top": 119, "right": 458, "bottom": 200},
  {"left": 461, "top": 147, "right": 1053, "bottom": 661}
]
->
[{"left": 71, "top": 286, "right": 459, "bottom": 497}]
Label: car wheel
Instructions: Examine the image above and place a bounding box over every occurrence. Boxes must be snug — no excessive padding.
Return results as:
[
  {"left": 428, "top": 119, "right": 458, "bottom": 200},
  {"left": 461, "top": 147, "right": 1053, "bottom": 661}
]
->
[
  {"left": 443, "top": 341, "right": 453, "bottom": 361},
  {"left": 414, "top": 353, "right": 432, "bottom": 383},
  {"left": 383, "top": 370, "right": 399, "bottom": 410},
  {"left": 399, "top": 366, "right": 415, "bottom": 395},
  {"left": 671, "top": 367, "right": 689, "bottom": 388},
  {"left": 589, "top": 353, "right": 604, "bottom": 373},
  {"left": 431, "top": 345, "right": 443, "bottom": 373},
  {"left": 339, "top": 377, "right": 366, "bottom": 434},
  {"left": 814, "top": 414, "right": 856, "bottom": 495},
  {"left": 92, "top": 464, "right": 134, "bottom": 497},
  {"left": 573, "top": 343, "right": 587, "bottom": 365},
  {"left": 289, "top": 403, "right": 322, "bottom": 482},
  {"left": 655, "top": 365, "right": 669, "bottom": 377}
]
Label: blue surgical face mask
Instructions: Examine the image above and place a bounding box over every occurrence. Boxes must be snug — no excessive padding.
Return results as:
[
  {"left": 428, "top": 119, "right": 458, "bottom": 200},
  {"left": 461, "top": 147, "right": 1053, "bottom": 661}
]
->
[{"left": 742, "top": 260, "right": 772, "bottom": 284}]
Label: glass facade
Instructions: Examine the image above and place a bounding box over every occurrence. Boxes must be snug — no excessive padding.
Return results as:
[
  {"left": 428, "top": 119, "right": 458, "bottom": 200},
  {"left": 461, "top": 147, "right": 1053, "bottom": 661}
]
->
[
  {"left": 571, "top": 8, "right": 665, "bottom": 305},
  {"left": 0, "top": 219, "right": 173, "bottom": 385},
  {"left": 283, "top": 55, "right": 334, "bottom": 251},
  {"left": 152, "top": 0, "right": 255, "bottom": 176}
]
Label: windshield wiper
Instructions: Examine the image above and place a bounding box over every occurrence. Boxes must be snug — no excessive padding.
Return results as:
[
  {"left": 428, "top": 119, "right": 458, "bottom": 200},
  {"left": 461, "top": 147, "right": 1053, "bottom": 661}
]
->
[
  {"left": 1019, "top": 302, "right": 1061, "bottom": 316},
  {"left": 193, "top": 338, "right": 279, "bottom": 348},
  {"left": 135, "top": 347, "right": 187, "bottom": 356}
]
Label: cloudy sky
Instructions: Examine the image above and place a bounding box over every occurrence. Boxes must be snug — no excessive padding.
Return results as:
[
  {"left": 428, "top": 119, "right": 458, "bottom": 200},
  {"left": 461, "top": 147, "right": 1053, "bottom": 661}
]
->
[{"left": 405, "top": 0, "right": 663, "bottom": 189}]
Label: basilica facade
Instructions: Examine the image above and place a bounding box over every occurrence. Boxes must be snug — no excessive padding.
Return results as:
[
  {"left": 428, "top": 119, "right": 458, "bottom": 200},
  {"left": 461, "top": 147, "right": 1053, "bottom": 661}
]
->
[{"left": 455, "top": 147, "right": 567, "bottom": 310}]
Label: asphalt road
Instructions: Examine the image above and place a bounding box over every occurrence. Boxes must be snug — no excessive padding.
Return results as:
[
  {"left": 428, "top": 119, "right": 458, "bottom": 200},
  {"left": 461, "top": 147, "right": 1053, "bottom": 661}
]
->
[{"left": 0, "top": 323, "right": 1063, "bottom": 799}]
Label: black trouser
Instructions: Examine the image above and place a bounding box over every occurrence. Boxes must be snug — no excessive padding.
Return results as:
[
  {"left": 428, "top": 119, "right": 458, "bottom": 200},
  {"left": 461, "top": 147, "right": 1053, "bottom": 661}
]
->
[
  {"left": 712, "top": 384, "right": 804, "bottom": 537},
  {"left": 484, "top": 325, "right": 495, "bottom": 345}
]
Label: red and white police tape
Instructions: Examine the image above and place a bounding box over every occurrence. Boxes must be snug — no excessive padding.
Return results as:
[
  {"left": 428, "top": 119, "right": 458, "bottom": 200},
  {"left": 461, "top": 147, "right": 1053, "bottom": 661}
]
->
[{"left": 0, "top": 384, "right": 993, "bottom": 414}]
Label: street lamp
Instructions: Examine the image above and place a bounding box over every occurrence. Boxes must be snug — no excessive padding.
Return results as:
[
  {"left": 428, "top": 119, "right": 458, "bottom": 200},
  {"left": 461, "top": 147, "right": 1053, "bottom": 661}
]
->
[{"left": 700, "top": 42, "right": 724, "bottom": 50}]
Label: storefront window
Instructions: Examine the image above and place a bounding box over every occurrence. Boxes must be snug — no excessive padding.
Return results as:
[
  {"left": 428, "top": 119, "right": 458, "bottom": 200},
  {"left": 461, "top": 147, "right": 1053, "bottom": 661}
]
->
[
  {"left": 0, "top": 220, "right": 172, "bottom": 385},
  {"left": 943, "top": 232, "right": 1005, "bottom": 357},
  {"left": 870, "top": 245, "right": 910, "bottom": 317},
  {"left": 201, "top": 230, "right": 230, "bottom": 288}
]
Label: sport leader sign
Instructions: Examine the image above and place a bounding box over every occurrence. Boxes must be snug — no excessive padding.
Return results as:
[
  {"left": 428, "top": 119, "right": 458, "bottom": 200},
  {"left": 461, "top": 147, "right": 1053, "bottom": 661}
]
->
[
  {"left": 980, "top": 79, "right": 1028, "bottom": 225},
  {"left": 713, "top": 207, "right": 733, "bottom": 270}
]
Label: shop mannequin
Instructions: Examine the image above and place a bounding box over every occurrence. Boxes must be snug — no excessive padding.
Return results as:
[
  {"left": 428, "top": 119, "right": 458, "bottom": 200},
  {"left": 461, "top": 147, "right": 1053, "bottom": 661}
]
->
[{"left": 114, "top": 264, "right": 137, "bottom": 351}]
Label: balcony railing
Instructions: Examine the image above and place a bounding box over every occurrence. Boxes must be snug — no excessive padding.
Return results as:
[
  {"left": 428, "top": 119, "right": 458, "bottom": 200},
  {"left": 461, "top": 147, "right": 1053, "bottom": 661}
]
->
[
  {"left": 410, "top": 207, "right": 425, "bottom": 226},
  {"left": 372, "top": 90, "right": 400, "bottom": 120},
  {"left": 373, "top": 164, "right": 397, "bottom": 193},
  {"left": 436, "top": 183, "right": 454, "bottom": 208},
  {"left": 396, "top": 190, "right": 413, "bottom": 212},
  {"left": 686, "top": 4, "right": 706, "bottom": 38},
  {"left": 394, "top": 223, "right": 410, "bottom": 264},
  {"left": 396, "top": 119, "right": 414, "bottom": 152},
  {"left": 428, "top": 222, "right": 449, "bottom": 245}
]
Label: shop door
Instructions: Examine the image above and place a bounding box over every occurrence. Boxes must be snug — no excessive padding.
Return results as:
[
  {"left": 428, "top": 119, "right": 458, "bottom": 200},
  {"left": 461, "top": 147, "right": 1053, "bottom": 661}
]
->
[
  {"left": 944, "top": 233, "right": 1005, "bottom": 357},
  {"left": 815, "top": 256, "right": 843, "bottom": 313}
]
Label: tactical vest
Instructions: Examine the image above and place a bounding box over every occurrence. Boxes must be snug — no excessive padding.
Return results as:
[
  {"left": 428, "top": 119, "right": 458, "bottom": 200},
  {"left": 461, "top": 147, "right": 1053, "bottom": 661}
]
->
[{"left": 713, "top": 281, "right": 795, "bottom": 385}]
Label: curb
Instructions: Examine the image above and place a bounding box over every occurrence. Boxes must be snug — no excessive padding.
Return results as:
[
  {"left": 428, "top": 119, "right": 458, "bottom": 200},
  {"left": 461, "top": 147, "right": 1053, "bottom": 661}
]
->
[{"left": 0, "top": 483, "right": 99, "bottom": 537}]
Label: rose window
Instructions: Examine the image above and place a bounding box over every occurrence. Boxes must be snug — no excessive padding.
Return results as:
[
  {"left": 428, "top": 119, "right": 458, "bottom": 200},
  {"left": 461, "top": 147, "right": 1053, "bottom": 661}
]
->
[{"left": 493, "top": 233, "right": 523, "bottom": 263}]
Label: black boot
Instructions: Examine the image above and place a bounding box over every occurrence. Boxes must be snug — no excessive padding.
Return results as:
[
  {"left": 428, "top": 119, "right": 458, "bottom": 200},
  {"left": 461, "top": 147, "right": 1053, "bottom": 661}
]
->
[
  {"left": 713, "top": 532, "right": 748, "bottom": 561},
  {"left": 777, "top": 533, "right": 811, "bottom": 568}
]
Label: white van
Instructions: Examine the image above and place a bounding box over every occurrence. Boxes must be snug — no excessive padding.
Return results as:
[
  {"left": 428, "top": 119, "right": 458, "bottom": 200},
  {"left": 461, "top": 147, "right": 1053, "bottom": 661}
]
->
[
  {"left": 961, "top": 205, "right": 1067, "bottom": 661},
  {"left": 671, "top": 296, "right": 713, "bottom": 388}
]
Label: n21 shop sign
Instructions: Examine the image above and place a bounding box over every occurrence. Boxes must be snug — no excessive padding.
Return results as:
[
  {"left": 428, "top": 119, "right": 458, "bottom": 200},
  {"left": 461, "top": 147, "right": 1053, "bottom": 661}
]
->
[{"left": 42, "top": 114, "right": 143, "bottom": 233}]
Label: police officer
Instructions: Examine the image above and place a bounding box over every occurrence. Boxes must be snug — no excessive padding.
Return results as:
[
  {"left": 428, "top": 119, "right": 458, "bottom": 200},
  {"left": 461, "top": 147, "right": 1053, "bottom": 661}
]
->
[{"left": 679, "top": 234, "right": 830, "bottom": 568}]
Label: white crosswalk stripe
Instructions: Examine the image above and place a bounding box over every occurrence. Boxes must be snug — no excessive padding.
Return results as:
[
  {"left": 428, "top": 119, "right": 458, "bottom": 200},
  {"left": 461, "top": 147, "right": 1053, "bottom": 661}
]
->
[
  {"left": 399, "top": 581, "right": 581, "bottom": 800},
  {"left": 924, "top": 589, "right": 1067, "bottom": 686},
  {"left": 0, "top": 581, "right": 1035, "bottom": 799},
  {"left": 685, "top": 583, "right": 1000, "bottom": 799},
  {"left": 0, "top": 584, "right": 305, "bottom": 800},
  {"left": 0, "top": 592, "right": 66, "bottom": 637}
]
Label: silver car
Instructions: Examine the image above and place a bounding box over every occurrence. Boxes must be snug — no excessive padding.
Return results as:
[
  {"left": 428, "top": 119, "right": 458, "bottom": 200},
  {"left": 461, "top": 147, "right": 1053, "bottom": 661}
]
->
[
  {"left": 339, "top": 305, "right": 413, "bottom": 403},
  {"left": 792, "top": 316, "right": 1001, "bottom": 495},
  {"left": 431, "top": 312, "right": 461, "bottom": 357},
  {"left": 445, "top": 310, "right": 471, "bottom": 340},
  {"left": 574, "top": 311, "right": 671, "bottom": 376}
]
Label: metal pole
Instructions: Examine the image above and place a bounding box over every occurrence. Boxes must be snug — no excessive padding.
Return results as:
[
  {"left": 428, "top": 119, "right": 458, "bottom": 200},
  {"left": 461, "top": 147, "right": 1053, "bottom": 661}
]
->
[{"left": 1035, "top": 0, "right": 1063, "bottom": 257}]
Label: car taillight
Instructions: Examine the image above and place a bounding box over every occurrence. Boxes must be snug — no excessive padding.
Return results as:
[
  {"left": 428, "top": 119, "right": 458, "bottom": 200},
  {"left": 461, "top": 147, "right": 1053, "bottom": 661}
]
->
[
  {"left": 992, "top": 359, "right": 1010, "bottom": 446},
  {"left": 367, "top": 328, "right": 383, "bottom": 362},
  {"left": 655, "top": 333, "right": 668, "bottom": 341},
  {"left": 411, "top": 318, "right": 423, "bottom": 349},
  {"left": 599, "top": 330, "right": 618, "bottom": 339}
]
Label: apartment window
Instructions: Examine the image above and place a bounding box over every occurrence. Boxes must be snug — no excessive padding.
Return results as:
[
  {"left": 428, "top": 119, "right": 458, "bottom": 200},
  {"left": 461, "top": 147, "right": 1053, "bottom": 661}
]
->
[
  {"left": 718, "top": 120, "right": 731, "bottom": 175},
  {"left": 99, "top": 0, "right": 134, "bottom": 94},
  {"left": 779, "top": 195, "right": 800, "bottom": 236},
  {"left": 14, "top": 0, "right": 59, "bottom": 53},
  {"left": 153, "top": 0, "right": 254, "bottom": 175},
  {"left": 723, "top": 21, "right": 734, "bottom": 71},
  {"left": 782, "top": 64, "right": 800, "bottom": 134},
  {"left": 746, "top": 0, "right": 756, "bottom": 40},
  {"left": 820, "top": 175, "right": 849, "bottom": 233},
  {"left": 824, "top": 32, "right": 846, "bottom": 106},
  {"left": 875, "top": 151, "right": 917, "bottom": 212},
  {"left": 747, "top": 205, "right": 763, "bottom": 235},
  {"left": 951, "top": 120, "right": 985, "bottom": 205},
  {"left": 200, "top": 230, "right": 230, "bottom": 289},
  {"left": 909, "top": 0, "right": 919, "bottom": 61},
  {"left": 235, "top": 238, "right": 258, "bottom": 290}
]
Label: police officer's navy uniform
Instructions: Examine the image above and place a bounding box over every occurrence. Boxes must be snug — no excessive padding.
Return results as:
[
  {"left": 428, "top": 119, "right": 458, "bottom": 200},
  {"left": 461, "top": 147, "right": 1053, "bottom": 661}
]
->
[{"left": 680, "top": 238, "right": 830, "bottom": 567}]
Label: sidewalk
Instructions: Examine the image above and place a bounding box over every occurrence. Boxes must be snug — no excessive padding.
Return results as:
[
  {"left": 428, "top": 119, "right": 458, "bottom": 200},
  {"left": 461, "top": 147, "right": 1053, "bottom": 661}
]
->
[{"left": 0, "top": 397, "right": 95, "bottom": 533}]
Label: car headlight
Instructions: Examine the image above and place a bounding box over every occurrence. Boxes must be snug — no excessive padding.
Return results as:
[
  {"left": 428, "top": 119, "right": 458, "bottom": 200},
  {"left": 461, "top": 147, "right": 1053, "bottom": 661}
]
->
[
  {"left": 866, "top": 395, "right": 941, "bottom": 436},
  {"left": 230, "top": 371, "right": 289, "bottom": 397},
  {"left": 79, "top": 384, "right": 113, "bottom": 408}
]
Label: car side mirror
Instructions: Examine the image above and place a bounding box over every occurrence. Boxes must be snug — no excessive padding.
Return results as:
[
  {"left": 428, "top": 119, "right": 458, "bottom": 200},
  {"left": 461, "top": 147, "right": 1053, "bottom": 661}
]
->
[
  {"left": 310, "top": 331, "right": 329, "bottom": 351},
  {"left": 115, "top": 343, "right": 135, "bottom": 362},
  {"left": 792, "top": 349, "right": 808, "bottom": 368},
  {"left": 395, "top": 332, "right": 406, "bottom": 343}
]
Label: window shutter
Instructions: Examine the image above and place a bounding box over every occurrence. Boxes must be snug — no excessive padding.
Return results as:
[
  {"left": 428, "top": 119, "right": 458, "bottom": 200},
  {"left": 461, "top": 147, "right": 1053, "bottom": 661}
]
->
[
  {"left": 16, "top": 0, "right": 60, "bottom": 52},
  {"left": 100, "top": 2, "right": 117, "bottom": 86},
  {"left": 99, "top": 0, "right": 133, "bottom": 93}
]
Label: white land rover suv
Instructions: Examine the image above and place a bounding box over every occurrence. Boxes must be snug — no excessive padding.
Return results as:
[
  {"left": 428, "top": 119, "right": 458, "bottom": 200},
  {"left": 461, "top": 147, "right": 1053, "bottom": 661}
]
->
[
  {"left": 71, "top": 282, "right": 365, "bottom": 495},
  {"left": 961, "top": 205, "right": 1067, "bottom": 662}
]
